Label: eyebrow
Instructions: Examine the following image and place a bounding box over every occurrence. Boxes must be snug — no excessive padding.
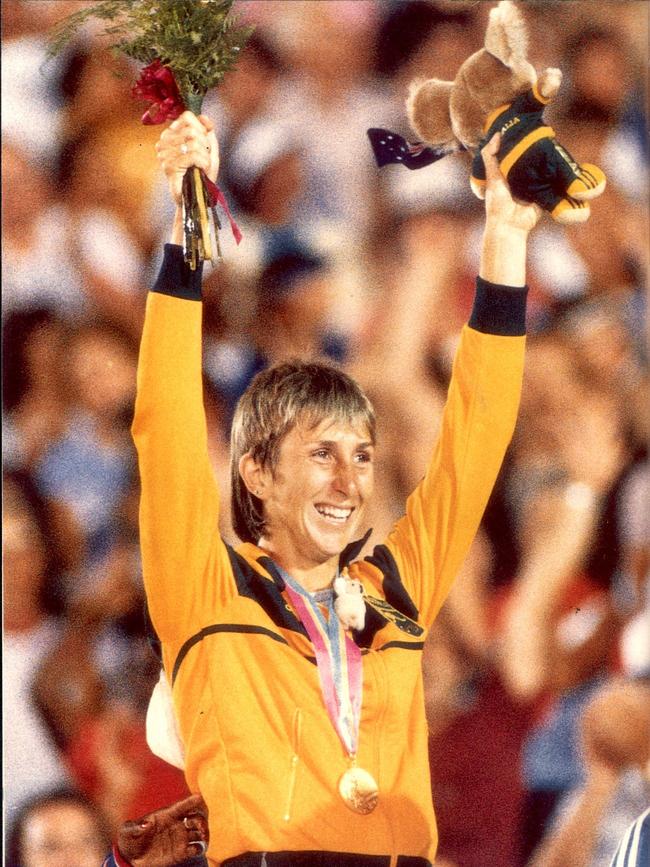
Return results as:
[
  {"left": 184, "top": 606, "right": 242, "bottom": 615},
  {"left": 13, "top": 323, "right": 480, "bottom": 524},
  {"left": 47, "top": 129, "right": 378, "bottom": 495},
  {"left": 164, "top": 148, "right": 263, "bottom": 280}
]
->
[{"left": 309, "top": 439, "right": 375, "bottom": 449}]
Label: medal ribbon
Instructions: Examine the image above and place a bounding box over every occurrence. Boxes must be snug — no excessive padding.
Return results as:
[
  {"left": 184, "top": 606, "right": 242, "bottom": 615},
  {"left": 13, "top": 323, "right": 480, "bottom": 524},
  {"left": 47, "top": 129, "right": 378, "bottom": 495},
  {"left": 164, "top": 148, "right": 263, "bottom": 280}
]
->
[{"left": 282, "top": 574, "right": 362, "bottom": 756}]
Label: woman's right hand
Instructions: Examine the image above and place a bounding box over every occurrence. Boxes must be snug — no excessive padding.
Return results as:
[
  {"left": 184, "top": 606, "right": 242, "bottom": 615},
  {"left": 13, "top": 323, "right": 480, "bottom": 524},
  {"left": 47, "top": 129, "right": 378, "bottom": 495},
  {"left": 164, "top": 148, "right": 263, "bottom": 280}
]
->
[
  {"left": 482, "top": 132, "right": 542, "bottom": 236},
  {"left": 155, "top": 111, "right": 220, "bottom": 206}
]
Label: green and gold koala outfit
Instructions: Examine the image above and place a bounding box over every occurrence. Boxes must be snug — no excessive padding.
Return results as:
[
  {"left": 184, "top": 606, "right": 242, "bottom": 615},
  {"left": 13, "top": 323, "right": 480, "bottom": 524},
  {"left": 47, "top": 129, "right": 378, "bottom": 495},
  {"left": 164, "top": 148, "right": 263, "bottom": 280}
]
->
[{"left": 470, "top": 84, "right": 606, "bottom": 222}]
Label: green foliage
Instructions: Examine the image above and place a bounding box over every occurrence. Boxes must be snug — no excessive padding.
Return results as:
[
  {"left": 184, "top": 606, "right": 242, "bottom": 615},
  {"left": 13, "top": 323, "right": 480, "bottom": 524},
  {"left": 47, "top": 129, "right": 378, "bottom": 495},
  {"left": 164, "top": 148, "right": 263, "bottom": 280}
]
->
[{"left": 47, "top": 0, "right": 254, "bottom": 108}]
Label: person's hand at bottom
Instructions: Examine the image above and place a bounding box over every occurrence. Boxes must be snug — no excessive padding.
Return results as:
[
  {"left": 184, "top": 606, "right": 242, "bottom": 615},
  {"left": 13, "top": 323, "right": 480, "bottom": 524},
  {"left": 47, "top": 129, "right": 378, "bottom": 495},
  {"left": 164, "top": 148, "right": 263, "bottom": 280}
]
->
[{"left": 117, "top": 794, "right": 209, "bottom": 866}]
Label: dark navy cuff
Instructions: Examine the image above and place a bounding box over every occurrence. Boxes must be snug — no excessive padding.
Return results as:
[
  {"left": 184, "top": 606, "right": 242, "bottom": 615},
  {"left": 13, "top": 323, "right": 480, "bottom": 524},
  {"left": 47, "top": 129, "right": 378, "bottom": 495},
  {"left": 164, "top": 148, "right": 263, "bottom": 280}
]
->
[
  {"left": 152, "top": 244, "right": 203, "bottom": 301},
  {"left": 468, "top": 276, "right": 528, "bottom": 336}
]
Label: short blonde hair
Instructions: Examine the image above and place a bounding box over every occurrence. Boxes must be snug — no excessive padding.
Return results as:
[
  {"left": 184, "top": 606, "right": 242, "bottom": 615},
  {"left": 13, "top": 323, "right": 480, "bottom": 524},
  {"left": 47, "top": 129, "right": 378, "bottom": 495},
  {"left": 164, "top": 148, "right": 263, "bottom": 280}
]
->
[{"left": 230, "top": 360, "right": 376, "bottom": 543}]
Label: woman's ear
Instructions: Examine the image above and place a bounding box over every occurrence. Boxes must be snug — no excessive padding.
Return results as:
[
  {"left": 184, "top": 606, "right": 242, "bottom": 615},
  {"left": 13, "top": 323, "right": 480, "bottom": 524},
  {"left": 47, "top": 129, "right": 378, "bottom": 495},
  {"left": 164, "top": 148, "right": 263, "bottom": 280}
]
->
[{"left": 239, "top": 452, "right": 267, "bottom": 499}]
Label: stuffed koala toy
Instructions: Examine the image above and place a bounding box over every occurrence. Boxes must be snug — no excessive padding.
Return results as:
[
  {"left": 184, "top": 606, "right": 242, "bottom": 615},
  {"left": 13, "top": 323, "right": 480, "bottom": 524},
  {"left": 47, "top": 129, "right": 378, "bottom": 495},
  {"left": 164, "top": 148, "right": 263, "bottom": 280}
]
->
[{"left": 399, "top": 0, "right": 606, "bottom": 223}]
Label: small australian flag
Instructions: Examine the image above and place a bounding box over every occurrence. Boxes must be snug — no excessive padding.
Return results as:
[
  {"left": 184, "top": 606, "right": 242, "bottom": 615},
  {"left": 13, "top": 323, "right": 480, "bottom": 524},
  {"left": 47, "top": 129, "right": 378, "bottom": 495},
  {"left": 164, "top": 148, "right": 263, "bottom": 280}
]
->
[{"left": 367, "top": 128, "right": 463, "bottom": 171}]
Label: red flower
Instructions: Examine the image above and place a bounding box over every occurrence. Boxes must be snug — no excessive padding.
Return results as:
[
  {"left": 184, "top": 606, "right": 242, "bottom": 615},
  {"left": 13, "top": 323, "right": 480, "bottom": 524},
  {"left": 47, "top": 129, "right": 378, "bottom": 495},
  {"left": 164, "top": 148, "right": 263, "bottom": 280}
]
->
[{"left": 132, "top": 60, "right": 185, "bottom": 125}]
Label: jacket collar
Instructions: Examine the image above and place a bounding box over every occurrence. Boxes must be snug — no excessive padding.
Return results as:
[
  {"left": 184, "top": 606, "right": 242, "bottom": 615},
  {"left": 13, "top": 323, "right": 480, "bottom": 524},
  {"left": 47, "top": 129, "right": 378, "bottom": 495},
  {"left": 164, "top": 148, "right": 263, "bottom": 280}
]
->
[
  {"left": 240, "top": 529, "right": 373, "bottom": 588},
  {"left": 339, "top": 528, "right": 372, "bottom": 568}
]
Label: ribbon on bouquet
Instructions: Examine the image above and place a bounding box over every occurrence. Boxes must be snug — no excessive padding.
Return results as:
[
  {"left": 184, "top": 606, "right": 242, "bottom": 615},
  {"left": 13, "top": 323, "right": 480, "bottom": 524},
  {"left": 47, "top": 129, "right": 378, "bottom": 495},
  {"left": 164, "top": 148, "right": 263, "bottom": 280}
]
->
[{"left": 201, "top": 172, "right": 243, "bottom": 245}]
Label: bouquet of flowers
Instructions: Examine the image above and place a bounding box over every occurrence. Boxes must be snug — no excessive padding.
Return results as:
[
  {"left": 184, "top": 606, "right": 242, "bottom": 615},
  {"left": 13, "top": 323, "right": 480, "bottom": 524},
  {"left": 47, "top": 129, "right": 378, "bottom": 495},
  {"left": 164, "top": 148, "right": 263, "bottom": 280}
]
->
[{"left": 48, "top": 0, "right": 253, "bottom": 268}]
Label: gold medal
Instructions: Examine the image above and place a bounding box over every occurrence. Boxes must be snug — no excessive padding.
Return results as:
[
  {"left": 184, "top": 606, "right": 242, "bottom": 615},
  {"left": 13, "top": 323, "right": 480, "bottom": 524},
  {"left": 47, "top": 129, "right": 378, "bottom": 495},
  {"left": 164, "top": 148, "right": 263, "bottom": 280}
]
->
[{"left": 338, "top": 766, "right": 379, "bottom": 814}]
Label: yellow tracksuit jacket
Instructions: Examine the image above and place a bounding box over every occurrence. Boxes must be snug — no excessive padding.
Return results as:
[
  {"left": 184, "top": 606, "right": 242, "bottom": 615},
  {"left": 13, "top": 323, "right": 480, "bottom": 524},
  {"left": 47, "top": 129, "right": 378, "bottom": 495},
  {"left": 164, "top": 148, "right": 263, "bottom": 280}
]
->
[{"left": 132, "top": 246, "right": 526, "bottom": 865}]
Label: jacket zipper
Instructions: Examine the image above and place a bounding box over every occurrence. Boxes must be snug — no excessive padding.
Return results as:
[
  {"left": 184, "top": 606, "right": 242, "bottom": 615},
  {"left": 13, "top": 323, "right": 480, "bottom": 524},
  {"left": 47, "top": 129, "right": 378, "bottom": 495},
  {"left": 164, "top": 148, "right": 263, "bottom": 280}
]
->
[{"left": 283, "top": 708, "right": 302, "bottom": 822}]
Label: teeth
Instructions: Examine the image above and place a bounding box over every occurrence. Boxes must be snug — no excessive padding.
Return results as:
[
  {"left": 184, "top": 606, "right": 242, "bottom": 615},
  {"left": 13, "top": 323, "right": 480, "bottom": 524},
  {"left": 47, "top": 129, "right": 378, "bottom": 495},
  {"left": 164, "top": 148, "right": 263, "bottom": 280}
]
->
[{"left": 315, "top": 505, "right": 353, "bottom": 521}]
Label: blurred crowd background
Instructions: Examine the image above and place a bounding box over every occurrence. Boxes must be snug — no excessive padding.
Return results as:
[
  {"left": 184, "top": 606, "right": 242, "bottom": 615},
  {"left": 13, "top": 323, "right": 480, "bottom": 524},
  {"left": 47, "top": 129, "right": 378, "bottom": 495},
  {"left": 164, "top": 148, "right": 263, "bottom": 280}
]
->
[{"left": 2, "top": 1, "right": 648, "bottom": 865}]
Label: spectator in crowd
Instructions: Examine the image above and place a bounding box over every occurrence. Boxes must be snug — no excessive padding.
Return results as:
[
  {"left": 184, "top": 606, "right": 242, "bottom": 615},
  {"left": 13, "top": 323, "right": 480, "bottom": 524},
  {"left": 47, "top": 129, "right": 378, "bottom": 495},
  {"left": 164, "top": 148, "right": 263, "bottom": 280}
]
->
[
  {"left": 55, "top": 40, "right": 165, "bottom": 259},
  {"left": 493, "top": 326, "right": 630, "bottom": 861},
  {"left": 3, "top": 473, "right": 70, "bottom": 841},
  {"left": 222, "top": 114, "right": 310, "bottom": 272},
  {"left": 208, "top": 31, "right": 286, "bottom": 145},
  {"left": 31, "top": 320, "right": 137, "bottom": 572},
  {"left": 0, "top": 0, "right": 78, "bottom": 168},
  {"left": 268, "top": 0, "right": 390, "bottom": 246},
  {"left": 558, "top": 25, "right": 648, "bottom": 205},
  {"left": 2, "top": 308, "right": 69, "bottom": 472},
  {"left": 528, "top": 677, "right": 650, "bottom": 867},
  {"left": 608, "top": 807, "right": 650, "bottom": 867},
  {"left": 6, "top": 787, "right": 111, "bottom": 867},
  {"left": 32, "top": 533, "right": 190, "bottom": 833},
  {"left": 1, "top": 143, "right": 87, "bottom": 320},
  {"left": 203, "top": 243, "right": 346, "bottom": 433},
  {"left": 424, "top": 529, "right": 537, "bottom": 867}
]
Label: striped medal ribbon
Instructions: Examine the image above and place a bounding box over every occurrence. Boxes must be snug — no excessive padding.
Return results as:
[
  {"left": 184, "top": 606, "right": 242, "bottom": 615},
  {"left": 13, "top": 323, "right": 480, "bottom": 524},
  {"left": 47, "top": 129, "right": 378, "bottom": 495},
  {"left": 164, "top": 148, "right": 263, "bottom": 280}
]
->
[{"left": 282, "top": 571, "right": 378, "bottom": 814}]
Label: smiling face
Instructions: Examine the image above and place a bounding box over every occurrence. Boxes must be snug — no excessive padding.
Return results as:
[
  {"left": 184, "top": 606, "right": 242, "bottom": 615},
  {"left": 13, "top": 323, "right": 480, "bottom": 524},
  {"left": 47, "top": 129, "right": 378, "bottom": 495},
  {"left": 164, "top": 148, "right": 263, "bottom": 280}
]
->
[
  {"left": 250, "top": 416, "right": 375, "bottom": 586},
  {"left": 230, "top": 359, "right": 376, "bottom": 548}
]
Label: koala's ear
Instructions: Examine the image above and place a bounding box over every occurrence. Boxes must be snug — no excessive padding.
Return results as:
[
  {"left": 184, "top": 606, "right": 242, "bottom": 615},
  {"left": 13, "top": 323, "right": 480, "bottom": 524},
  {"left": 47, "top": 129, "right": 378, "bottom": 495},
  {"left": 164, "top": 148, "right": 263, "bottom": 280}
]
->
[
  {"left": 484, "top": 0, "right": 534, "bottom": 81},
  {"left": 406, "top": 78, "right": 456, "bottom": 147}
]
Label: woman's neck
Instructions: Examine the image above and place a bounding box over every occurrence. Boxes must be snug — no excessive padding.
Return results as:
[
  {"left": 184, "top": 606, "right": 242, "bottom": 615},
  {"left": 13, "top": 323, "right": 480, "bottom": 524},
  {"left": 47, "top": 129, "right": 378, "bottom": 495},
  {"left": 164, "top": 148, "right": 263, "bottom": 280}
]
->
[{"left": 257, "top": 538, "right": 337, "bottom": 593}]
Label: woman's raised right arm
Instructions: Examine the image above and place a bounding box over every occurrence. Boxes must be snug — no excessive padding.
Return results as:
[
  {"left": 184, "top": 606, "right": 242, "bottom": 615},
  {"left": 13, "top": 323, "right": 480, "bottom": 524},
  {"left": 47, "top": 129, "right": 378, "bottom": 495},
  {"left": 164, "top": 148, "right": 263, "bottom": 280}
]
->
[{"left": 131, "top": 113, "right": 228, "bottom": 643}]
